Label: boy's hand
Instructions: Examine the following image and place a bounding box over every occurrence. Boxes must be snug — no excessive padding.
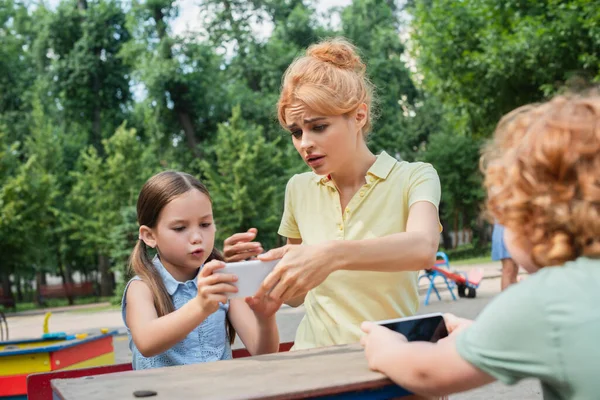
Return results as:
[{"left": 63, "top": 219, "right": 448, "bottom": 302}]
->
[
  {"left": 443, "top": 313, "right": 473, "bottom": 335},
  {"left": 246, "top": 296, "right": 283, "bottom": 321},
  {"left": 195, "top": 260, "right": 238, "bottom": 315},
  {"left": 360, "top": 321, "right": 407, "bottom": 372}
]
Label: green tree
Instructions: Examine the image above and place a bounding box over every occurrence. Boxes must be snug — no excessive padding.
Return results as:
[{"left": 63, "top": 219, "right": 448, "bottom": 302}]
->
[
  {"left": 420, "top": 132, "right": 484, "bottom": 249},
  {"left": 199, "top": 106, "right": 290, "bottom": 250},
  {"left": 34, "top": 0, "right": 132, "bottom": 152},
  {"left": 122, "top": 0, "right": 231, "bottom": 159},
  {"left": 0, "top": 131, "right": 60, "bottom": 302},
  {"left": 341, "top": 0, "right": 419, "bottom": 158},
  {"left": 411, "top": 0, "right": 600, "bottom": 137},
  {"left": 67, "top": 124, "right": 158, "bottom": 296}
]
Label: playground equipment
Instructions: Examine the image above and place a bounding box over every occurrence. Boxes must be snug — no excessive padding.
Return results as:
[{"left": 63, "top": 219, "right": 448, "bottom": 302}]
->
[
  {"left": 0, "top": 312, "right": 116, "bottom": 400},
  {"left": 0, "top": 311, "right": 8, "bottom": 341},
  {"left": 419, "top": 252, "right": 484, "bottom": 306}
]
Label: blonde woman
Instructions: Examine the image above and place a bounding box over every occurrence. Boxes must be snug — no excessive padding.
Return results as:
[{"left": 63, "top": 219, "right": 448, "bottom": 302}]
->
[{"left": 224, "top": 38, "right": 442, "bottom": 350}]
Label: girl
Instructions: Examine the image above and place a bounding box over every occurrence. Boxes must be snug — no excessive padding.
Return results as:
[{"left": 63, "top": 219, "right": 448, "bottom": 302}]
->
[
  {"left": 121, "top": 171, "right": 281, "bottom": 370},
  {"left": 225, "top": 37, "right": 442, "bottom": 350},
  {"left": 361, "top": 92, "right": 600, "bottom": 399}
]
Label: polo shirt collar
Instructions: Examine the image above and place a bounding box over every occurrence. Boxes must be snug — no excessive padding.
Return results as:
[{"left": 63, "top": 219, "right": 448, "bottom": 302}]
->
[
  {"left": 314, "top": 151, "right": 396, "bottom": 185},
  {"left": 152, "top": 256, "right": 199, "bottom": 295}
]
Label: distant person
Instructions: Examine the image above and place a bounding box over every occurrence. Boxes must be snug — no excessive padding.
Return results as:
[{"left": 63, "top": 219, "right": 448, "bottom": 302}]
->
[
  {"left": 121, "top": 171, "right": 281, "bottom": 370},
  {"left": 492, "top": 223, "right": 519, "bottom": 290},
  {"left": 361, "top": 91, "right": 600, "bottom": 399}
]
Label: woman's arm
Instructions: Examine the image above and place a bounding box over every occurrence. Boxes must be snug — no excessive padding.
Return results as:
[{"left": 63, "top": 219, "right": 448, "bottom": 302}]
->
[
  {"left": 256, "top": 202, "right": 439, "bottom": 301},
  {"left": 228, "top": 298, "right": 280, "bottom": 355},
  {"left": 333, "top": 201, "right": 440, "bottom": 272},
  {"left": 125, "top": 280, "right": 210, "bottom": 357}
]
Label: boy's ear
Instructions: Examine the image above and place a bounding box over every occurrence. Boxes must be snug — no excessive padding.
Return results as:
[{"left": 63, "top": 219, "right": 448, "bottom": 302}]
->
[{"left": 139, "top": 226, "right": 156, "bottom": 249}]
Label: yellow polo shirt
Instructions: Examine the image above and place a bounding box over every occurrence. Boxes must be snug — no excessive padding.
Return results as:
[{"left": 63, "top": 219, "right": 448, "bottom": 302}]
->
[{"left": 279, "top": 151, "right": 441, "bottom": 349}]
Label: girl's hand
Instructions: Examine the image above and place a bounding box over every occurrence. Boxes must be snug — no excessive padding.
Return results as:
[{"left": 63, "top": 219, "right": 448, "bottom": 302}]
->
[
  {"left": 245, "top": 296, "right": 283, "bottom": 321},
  {"left": 223, "top": 228, "right": 263, "bottom": 262},
  {"left": 360, "top": 321, "right": 407, "bottom": 372},
  {"left": 196, "top": 260, "right": 238, "bottom": 315},
  {"left": 255, "top": 243, "right": 335, "bottom": 302}
]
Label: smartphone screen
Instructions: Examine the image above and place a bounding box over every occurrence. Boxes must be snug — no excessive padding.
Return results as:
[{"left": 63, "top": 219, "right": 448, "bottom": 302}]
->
[{"left": 379, "top": 314, "right": 448, "bottom": 343}]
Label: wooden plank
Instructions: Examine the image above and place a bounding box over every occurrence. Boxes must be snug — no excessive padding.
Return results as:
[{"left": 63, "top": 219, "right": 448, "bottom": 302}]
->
[
  {"left": 51, "top": 344, "right": 425, "bottom": 400},
  {"left": 232, "top": 341, "right": 294, "bottom": 359},
  {"left": 50, "top": 336, "right": 113, "bottom": 370},
  {"left": 27, "top": 363, "right": 133, "bottom": 400}
]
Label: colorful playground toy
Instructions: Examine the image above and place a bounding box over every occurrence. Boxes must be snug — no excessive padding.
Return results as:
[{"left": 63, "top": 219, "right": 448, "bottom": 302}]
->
[
  {"left": 419, "top": 252, "right": 484, "bottom": 305},
  {"left": 0, "top": 312, "right": 117, "bottom": 400}
]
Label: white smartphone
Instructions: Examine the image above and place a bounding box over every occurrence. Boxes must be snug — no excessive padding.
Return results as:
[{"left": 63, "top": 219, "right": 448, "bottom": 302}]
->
[
  {"left": 374, "top": 312, "right": 448, "bottom": 342},
  {"left": 215, "top": 259, "right": 280, "bottom": 299}
]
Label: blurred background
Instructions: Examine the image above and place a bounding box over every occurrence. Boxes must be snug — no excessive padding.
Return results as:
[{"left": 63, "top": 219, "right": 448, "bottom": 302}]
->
[{"left": 1, "top": 0, "right": 598, "bottom": 310}]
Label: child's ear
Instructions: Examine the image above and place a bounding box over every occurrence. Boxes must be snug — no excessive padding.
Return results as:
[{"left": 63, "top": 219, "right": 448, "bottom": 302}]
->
[{"left": 139, "top": 226, "right": 157, "bottom": 249}]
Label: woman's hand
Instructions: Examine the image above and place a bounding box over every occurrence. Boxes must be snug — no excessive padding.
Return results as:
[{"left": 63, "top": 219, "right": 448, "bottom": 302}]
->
[
  {"left": 223, "top": 228, "right": 263, "bottom": 262},
  {"left": 254, "top": 242, "right": 337, "bottom": 302},
  {"left": 195, "top": 260, "right": 238, "bottom": 314}
]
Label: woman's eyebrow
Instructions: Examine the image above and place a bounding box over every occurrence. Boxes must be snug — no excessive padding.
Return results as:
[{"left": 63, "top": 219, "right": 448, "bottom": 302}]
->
[{"left": 286, "top": 117, "right": 327, "bottom": 129}]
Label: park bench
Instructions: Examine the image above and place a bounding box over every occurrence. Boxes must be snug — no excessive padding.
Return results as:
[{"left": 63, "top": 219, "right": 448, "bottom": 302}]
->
[
  {"left": 0, "top": 287, "right": 16, "bottom": 311},
  {"left": 38, "top": 282, "right": 96, "bottom": 304}
]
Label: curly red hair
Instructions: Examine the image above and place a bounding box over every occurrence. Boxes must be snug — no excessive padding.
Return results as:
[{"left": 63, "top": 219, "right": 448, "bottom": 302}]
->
[{"left": 483, "top": 91, "right": 600, "bottom": 267}]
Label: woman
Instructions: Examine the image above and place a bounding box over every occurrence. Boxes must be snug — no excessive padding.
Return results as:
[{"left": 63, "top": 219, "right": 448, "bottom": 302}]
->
[{"left": 224, "top": 37, "right": 441, "bottom": 350}]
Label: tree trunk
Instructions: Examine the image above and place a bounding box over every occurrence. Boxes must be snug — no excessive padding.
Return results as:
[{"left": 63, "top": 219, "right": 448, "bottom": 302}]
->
[
  {"left": 98, "top": 254, "right": 113, "bottom": 297},
  {"left": 1, "top": 272, "right": 12, "bottom": 300},
  {"left": 58, "top": 250, "right": 74, "bottom": 305},
  {"left": 176, "top": 106, "right": 200, "bottom": 156},
  {"left": 15, "top": 276, "right": 23, "bottom": 302},
  {"left": 35, "top": 272, "right": 46, "bottom": 306},
  {"left": 453, "top": 209, "right": 459, "bottom": 249},
  {"left": 151, "top": 4, "right": 201, "bottom": 158}
]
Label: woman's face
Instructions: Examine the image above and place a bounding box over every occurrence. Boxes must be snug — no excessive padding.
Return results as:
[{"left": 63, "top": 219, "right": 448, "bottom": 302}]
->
[{"left": 284, "top": 103, "right": 367, "bottom": 176}]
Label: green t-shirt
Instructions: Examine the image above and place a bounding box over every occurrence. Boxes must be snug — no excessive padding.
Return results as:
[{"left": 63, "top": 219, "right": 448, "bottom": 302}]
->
[{"left": 456, "top": 257, "right": 600, "bottom": 400}]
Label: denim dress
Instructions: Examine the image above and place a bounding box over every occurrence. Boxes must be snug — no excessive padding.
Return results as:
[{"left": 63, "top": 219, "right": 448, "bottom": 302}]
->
[{"left": 121, "top": 256, "right": 232, "bottom": 369}]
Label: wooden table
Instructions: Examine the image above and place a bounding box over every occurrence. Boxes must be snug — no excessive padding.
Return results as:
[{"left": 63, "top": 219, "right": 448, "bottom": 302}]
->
[{"left": 51, "top": 344, "right": 428, "bottom": 399}]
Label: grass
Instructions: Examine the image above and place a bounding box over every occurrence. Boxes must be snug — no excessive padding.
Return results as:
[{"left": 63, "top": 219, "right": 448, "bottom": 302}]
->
[
  {"left": 66, "top": 304, "right": 120, "bottom": 314},
  {"left": 1, "top": 296, "right": 113, "bottom": 313},
  {"left": 441, "top": 243, "right": 492, "bottom": 261},
  {"left": 451, "top": 255, "right": 493, "bottom": 266}
]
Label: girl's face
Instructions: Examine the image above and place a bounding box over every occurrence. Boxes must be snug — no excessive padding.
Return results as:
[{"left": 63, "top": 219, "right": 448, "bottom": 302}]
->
[
  {"left": 284, "top": 103, "right": 367, "bottom": 176},
  {"left": 503, "top": 227, "right": 539, "bottom": 273},
  {"left": 140, "top": 189, "right": 216, "bottom": 280}
]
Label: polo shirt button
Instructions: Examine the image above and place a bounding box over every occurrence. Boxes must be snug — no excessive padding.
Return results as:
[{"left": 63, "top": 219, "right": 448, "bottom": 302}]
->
[
  {"left": 359, "top": 190, "right": 365, "bottom": 197},
  {"left": 338, "top": 224, "right": 343, "bottom": 231}
]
